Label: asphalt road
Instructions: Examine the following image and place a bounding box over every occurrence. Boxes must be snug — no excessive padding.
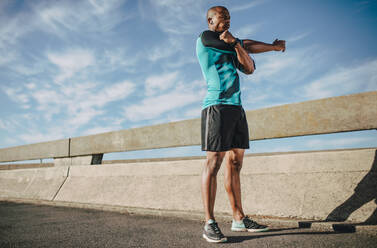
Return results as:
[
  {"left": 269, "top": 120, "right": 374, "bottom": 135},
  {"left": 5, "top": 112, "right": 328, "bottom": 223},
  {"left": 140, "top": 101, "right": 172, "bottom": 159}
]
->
[{"left": 0, "top": 201, "right": 376, "bottom": 248}]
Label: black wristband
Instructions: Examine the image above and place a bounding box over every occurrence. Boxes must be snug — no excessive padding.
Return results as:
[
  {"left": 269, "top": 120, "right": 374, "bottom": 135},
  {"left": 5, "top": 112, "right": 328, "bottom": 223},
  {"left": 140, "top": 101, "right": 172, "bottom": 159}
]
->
[{"left": 230, "top": 38, "right": 241, "bottom": 48}]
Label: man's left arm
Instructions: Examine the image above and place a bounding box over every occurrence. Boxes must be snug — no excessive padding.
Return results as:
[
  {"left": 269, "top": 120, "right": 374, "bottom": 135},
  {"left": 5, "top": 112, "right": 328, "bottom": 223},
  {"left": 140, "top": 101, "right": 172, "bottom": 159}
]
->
[{"left": 243, "top": 39, "right": 286, "bottom": 54}]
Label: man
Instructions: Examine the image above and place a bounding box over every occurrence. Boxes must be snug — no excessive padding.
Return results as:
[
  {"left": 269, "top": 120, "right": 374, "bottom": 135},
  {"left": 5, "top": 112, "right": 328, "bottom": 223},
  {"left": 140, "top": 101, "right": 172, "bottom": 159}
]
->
[{"left": 196, "top": 6, "right": 286, "bottom": 243}]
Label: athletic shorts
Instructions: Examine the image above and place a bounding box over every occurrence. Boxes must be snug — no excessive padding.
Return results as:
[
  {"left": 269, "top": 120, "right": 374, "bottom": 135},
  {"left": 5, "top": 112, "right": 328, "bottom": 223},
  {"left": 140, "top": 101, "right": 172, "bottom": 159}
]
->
[{"left": 201, "top": 104, "right": 250, "bottom": 152}]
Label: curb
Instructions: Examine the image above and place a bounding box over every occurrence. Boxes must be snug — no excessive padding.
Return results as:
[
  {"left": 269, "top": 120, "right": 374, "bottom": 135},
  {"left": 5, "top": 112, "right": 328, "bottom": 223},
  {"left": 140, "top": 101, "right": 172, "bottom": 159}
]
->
[{"left": 1, "top": 197, "right": 376, "bottom": 235}]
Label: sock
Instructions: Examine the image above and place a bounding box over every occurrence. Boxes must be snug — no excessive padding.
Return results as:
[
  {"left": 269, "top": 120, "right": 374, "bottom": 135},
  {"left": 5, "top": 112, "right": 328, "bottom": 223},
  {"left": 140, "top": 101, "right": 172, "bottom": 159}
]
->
[
  {"left": 233, "top": 218, "right": 244, "bottom": 224},
  {"left": 207, "top": 219, "right": 215, "bottom": 224}
]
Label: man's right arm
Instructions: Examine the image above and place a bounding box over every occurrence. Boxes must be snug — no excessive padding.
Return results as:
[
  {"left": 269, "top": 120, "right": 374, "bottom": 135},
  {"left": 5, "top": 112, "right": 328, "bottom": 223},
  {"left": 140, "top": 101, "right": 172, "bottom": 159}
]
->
[{"left": 220, "top": 30, "right": 255, "bottom": 74}]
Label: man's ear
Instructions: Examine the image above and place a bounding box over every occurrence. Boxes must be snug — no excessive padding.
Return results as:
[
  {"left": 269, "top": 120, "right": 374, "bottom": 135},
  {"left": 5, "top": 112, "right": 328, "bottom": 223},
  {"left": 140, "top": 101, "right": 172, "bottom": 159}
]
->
[{"left": 208, "top": 18, "right": 213, "bottom": 25}]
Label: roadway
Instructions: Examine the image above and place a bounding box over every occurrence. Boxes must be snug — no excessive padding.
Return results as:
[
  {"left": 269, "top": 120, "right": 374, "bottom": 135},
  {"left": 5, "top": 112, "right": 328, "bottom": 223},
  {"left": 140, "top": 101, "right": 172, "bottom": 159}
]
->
[{"left": 0, "top": 201, "right": 376, "bottom": 248}]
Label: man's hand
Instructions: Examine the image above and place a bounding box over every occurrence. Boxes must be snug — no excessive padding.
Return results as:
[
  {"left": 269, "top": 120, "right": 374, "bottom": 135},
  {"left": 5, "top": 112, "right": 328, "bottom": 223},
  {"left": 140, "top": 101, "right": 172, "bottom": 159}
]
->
[
  {"left": 219, "top": 30, "right": 236, "bottom": 44},
  {"left": 272, "top": 39, "right": 286, "bottom": 52}
]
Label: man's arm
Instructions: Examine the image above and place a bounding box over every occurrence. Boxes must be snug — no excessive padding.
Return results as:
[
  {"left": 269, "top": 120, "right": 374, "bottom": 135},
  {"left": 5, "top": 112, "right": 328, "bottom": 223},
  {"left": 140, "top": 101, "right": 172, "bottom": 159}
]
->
[
  {"left": 220, "top": 30, "right": 255, "bottom": 74},
  {"left": 243, "top": 39, "right": 286, "bottom": 54}
]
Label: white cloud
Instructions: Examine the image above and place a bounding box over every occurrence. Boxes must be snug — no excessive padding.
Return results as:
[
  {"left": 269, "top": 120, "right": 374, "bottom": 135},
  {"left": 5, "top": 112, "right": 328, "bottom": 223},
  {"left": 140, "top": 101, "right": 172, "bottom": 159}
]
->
[
  {"left": 0, "top": 117, "right": 22, "bottom": 134},
  {"left": 0, "top": 120, "right": 5, "bottom": 129},
  {"left": 125, "top": 91, "right": 200, "bottom": 122},
  {"left": 34, "top": 0, "right": 131, "bottom": 35},
  {"left": 165, "top": 56, "right": 197, "bottom": 69},
  {"left": 0, "top": 50, "right": 17, "bottom": 65},
  {"left": 145, "top": 71, "right": 179, "bottom": 96},
  {"left": 302, "top": 59, "right": 377, "bottom": 99},
  {"left": 25, "top": 83, "right": 36, "bottom": 90},
  {"left": 103, "top": 48, "right": 142, "bottom": 71},
  {"left": 88, "top": 0, "right": 124, "bottom": 15},
  {"left": 4, "top": 79, "right": 136, "bottom": 144},
  {"left": 0, "top": 10, "right": 31, "bottom": 48},
  {"left": 124, "top": 80, "right": 205, "bottom": 122},
  {"left": 83, "top": 125, "right": 121, "bottom": 136},
  {"left": 287, "top": 32, "right": 311, "bottom": 43},
  {"left": 15, "top": 79, "right": 133, "bottom": 129},
  {"left": 47, "top": 48, "right": 95, "bottom": 83},
  {"left": 244, "top": 92, "right": 269, "bottom": 105},
  {"left": 102, "top": 81, "right": 135, "bottom": 102},
  {"left": 0, "top": 0, "right": 133, "bottom": 59},
  {"left": 229, "top": 0, "right": 267, "bottom": 12},
  {"left": 240, "top": 46, "right": 328, "bottom": 110},
  {"left": 67, "top": 108, "right": 104, "bottom": 127},
  {"left": 33, "top": 88, "right": 61, "bottom": 108},
  {"left": 141, "top": 0, "right": 204, "bottom": 35},
  {"left": 234, "top": 24, "right": 262, "bottom": 38},
  {"left": 3, "top": 87, "right": 30, "bottom": 104},
  {"left": 247, "top": 45, "right": 324, "bottom": 87},
  {"left": 184, "top": 107, "right": 202, "bottom": 118},
  {"left": 148, "top": 36, "right": 184, "bottom": 62},
  {"left": 19, "top": 130, "right": 66, "bottom": 144}
]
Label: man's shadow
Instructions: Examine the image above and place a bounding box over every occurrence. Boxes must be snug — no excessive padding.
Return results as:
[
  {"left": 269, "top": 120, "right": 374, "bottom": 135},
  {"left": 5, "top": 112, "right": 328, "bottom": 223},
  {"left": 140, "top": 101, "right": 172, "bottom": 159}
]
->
[{"left": 324, "top": 150, "right": 377, "bottom": 224}]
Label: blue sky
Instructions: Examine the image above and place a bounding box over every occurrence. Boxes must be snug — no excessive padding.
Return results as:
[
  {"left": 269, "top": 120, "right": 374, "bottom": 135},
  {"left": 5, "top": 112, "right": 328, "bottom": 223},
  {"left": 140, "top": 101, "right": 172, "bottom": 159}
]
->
[{"left": 0, "top": 0, "right": 376, "bottom": 161}]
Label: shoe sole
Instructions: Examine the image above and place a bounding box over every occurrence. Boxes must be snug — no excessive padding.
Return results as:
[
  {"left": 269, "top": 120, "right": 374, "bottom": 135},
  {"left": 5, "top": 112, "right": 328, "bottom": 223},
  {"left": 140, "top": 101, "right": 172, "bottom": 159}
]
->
[
  {"left": 231, "top": 227, "right": 270, "bottom": 233},
  {"left": 202, "top": 234, "right": 227, "bottom": 243}
]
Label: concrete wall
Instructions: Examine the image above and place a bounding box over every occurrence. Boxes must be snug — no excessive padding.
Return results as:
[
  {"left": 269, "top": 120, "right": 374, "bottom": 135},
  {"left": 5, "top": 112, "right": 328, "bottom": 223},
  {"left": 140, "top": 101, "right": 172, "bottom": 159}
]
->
[
  {"left": 1, "top": 91, "right": 376, "bottom": 163},
  {"left": 0, "top": 166, "right": 68, "bottom": 200},
  {"left": 1, "top": 148, "right": 376, "bottom": 222}
]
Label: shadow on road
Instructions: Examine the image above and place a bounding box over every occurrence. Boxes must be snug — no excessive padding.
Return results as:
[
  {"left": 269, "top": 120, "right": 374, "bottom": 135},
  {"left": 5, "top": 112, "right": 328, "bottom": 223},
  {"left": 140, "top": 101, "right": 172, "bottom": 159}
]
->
[
  {"left": 295, "top": 150, "right": 377, "bottom": 233},
  {"left": 226, "top": 230, "right": 335, "bottom": 244},
  {"left": 325, "top": 150, "right": 377, "bottom": 224}
]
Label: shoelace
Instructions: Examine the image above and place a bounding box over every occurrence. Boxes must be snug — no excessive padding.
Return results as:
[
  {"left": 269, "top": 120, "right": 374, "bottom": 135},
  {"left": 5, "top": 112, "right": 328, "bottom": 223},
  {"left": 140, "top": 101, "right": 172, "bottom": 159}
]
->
[
  {"left": 209, "top": 222, "right": 221, "bottom": 234},
  {"left": 243, "top": 217, "right": 260, "bottom": 228}
]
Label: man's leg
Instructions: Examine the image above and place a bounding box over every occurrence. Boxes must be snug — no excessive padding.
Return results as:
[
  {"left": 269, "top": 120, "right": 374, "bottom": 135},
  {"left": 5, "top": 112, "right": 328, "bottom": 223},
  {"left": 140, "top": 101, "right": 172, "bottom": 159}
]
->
[
  {"left": 202, "top": 151, "right": 226, "bottom": 222},
  {"left": 225, "top": 148, "right": 269, "bottom": 232},
  {"left": 224, "top": 148, "right": 245, "bottom": 221}
]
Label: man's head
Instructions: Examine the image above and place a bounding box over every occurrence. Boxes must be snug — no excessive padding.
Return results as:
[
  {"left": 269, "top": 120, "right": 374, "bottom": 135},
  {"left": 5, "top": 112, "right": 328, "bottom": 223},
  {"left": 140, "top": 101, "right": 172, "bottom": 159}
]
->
[{"left": 207, "top": 6, "right": 230, "bottom": 33}]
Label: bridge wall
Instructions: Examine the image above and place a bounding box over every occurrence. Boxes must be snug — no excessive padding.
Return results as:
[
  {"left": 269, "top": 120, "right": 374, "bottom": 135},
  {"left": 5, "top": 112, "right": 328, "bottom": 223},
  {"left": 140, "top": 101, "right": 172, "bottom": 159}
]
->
[
  {"left": 0, "top": 166, "right": 68, "bottom": 200},
  {"left": 1, "top": 148, "right": 376, "bottom": 222}
]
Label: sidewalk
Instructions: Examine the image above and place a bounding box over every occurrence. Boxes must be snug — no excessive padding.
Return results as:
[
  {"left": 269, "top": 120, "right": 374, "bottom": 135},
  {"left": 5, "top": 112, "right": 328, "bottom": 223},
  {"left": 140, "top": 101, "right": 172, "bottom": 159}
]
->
[{"left": 0, "top": 201, "right": 376, "bottom": 248}]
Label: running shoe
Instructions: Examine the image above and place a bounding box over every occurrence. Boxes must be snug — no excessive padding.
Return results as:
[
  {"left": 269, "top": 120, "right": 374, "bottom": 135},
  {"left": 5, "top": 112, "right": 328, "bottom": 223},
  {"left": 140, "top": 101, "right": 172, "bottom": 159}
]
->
[
  {"left": 203, "top": 219, "right": 227, "bottom": 243},
  {"left": 231, "top": 216, "right": 269, "bottom": 232}
]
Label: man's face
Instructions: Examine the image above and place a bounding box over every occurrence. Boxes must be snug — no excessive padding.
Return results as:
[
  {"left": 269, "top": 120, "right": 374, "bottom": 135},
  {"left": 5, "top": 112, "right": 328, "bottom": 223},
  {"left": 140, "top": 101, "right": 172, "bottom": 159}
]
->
[{"left": 209, "top": 9, "right": 230, "bottom": 33}]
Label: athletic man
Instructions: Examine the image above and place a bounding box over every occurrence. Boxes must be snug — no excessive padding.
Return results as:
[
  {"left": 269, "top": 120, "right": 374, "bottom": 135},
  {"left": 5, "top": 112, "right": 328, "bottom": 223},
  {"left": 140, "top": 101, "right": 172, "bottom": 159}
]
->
[{"left": 196, "top": 6, "right": 286, "bottom": 243}]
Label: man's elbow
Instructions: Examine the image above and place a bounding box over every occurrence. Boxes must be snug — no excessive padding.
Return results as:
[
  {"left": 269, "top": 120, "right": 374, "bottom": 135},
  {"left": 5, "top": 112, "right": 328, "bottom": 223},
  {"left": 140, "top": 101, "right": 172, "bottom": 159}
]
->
[{"left": 243, "top": 67, "right": 255, "bottom": 75}]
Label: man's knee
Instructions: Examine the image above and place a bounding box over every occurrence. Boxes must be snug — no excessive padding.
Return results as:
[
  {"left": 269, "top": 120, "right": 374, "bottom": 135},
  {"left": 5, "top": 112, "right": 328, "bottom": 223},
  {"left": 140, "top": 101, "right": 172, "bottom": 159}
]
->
[
  {"left": 205, "top": 152, "right": 224, "bottom": 175},
  {"left": 228, "top": 157, "right": 243, "bottom": 172}
]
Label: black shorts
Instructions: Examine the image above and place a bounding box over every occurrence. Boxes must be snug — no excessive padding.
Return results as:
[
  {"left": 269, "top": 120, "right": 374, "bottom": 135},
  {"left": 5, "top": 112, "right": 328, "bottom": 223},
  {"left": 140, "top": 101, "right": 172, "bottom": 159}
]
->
[{"left": 201, "top": 104, "right": 250, "bottom": 152}]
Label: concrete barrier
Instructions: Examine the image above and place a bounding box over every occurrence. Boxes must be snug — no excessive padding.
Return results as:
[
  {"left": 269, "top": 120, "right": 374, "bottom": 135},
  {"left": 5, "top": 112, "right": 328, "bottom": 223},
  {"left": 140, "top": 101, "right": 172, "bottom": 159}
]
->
[
  {"left": 2, "top": 91, "right": 374, "bottom": 163},
  {"left": 69, "top": 91, "right": 377, "bottom": 156},
  {"left": 69, "top": 118, "right": 201, "bottom": 156},
  {"left": 0, "top": 163, "right": 53, "bottom": 170},
  {"left": 0, "top": 139, "right": 69, "bottom": 163},
  {"left": 0, "top": 166, "right": 69, "bottom": 201},
  {"left": 51, "top": 148, "right": 376, "bottom": 222},
  {"left": 247, "top": 91, "right": 377, "bottom": 140}
]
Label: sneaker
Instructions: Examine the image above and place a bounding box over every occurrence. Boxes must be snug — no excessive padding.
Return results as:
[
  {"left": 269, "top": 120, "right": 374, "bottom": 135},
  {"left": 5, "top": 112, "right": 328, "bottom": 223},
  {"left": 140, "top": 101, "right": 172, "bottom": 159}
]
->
[
  {"left": 203, "top": 219, "right": 227, "bottom": 243},
  {"left": 231, "top": 216, "right": 269, "bottom": 232}
]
